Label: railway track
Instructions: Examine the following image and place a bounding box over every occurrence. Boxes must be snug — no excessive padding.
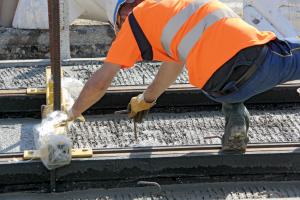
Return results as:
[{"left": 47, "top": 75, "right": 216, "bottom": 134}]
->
[
  {"left": 1, "top": 142, "right": 300, "bottom": 192},
  {"left": 1, "top": 60, "right": 300, "bottom": 193},
  {"left": 1, "top": 1, "right": 300, "bottom": 197},
  {"left": 1, "top": 142, "right": 300, "bottom": 160},
  {"left": 0, "top": 59, "right": 300, "bottom": 114},
  {"left": 1, "top": 82, "right": 300, "bottom": 114},
  {"left": 2, "top": 181, "right": 300, "bottom": 199}
]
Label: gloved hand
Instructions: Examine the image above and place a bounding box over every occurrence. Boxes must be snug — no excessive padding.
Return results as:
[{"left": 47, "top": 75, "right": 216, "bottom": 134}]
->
[
  {"left": 66, "top": 108, "right": 85, "bottom": 122},
  {"left": 127, "top": 93, "right": 156, "bottom": 123},
  {"left": 65, "top": 108, "right": 76, "bottom": 122},
  {"left": 56, "top": 108, "right": 85, "bottom": 128}
]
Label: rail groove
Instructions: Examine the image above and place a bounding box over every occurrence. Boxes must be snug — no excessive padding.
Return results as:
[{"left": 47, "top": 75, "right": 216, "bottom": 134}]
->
[
  {"left": 1, "top": 142, "right": 300, "bottom": 160},
  {"left": 1, "top": 143, "right": 300, "bottom": 192},
  {"left": 0, "top": 82, "right": 300, "bottom": 114}
]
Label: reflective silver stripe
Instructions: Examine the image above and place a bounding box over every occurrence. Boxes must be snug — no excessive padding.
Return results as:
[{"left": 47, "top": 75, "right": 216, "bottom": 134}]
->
[
  {"left": 178, "top": 8, "right": 239, "bottom": 61},
  {"left": 161, "top": 0, "right": 209, "bottom": 56}
]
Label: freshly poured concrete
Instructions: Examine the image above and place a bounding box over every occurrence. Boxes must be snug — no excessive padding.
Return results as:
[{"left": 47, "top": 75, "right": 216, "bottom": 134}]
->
[
  {"left": 0, "top": 60, "right": 299, "bottom": 153},
  {"left": 0, "top": 118, "right": 38, "bottom": 153},
  {"left": 1, "top": 181, "right": 300, "bottom": 200},
  {"left": 60, "top": 107, "right": 300, "bottom": 148},
  {"left": 0, "top": 63, "right": 189, "bottom": 89},
  {"left": 1, "top": 105, "right": 300, "bottom": 153}
]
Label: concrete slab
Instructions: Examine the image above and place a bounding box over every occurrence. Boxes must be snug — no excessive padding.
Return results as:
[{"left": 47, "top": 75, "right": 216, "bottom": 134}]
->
[
  {"left": 0, "top": 62, "right": 188, "bottom": 89},
  {"left": 0, "top": 118, "right": 38, "bottom": 152},
  {"left": 1, "top": 181, "right": 300, "bottom": 199},
  {"left": 1, "top": 104, "right": 300, "bottom": 153}
]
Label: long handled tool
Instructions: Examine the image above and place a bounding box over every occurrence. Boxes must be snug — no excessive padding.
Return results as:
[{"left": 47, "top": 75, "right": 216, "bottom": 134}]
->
[
  {"left": 115, "top": 109, "right": 138, "bottom": 140},
  {"left": 48, "top": 0, "right": 61, "bottom": 111}
]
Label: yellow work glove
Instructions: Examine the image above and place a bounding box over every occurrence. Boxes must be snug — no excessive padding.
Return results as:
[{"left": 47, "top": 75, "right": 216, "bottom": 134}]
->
[
  {"left": 56, "top": 109, "right": 85, "bottom": 128},
  {"left": 128, "top": 93, "right": 156, "bottom": 123},
  {"left": 66, "top": 108, "right": 85, "bottom": 122}
]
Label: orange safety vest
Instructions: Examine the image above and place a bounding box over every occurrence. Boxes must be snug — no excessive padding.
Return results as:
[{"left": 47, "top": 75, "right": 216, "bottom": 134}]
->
[{"left": 115, "top": 0, "right": 276, "bottom": 88}]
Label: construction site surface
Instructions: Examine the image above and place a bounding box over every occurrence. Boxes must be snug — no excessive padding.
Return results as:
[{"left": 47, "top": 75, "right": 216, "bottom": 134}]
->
[{"left": 1, "top": 0, "right": 300, "bottom": 199}]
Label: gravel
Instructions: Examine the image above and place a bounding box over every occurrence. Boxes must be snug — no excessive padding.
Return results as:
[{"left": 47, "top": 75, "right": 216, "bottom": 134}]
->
[
  {"left": 0, "top": 63, "right": 189, "bottom": 89},
  {"left": 1, "top": 181, "right": 300, "bottom": 200},
  {"left": 1, "top": 104, "right": 300, "bottom": 153}
]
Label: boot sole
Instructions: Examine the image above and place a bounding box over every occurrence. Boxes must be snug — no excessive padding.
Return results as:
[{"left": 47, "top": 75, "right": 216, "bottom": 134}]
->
[{"left": 222, "top": 132, "right": 249, "bottom": 153}]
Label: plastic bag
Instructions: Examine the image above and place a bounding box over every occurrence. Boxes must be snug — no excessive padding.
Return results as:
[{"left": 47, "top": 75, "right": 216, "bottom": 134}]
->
[
  {"left": 62, "top": 77, "right": 84, "bottom": 110},
  {"left": 279, "top": 0, "right": 300, "bottom": 34},
  {"left": 12, "top": 0, "right": 83, "bottom": 29},
  {"left": 34, "top": 111, "right": 72, "bottom": 170},
  {"left": 34, "top": 78, "right": 84, "bottom": 170}
]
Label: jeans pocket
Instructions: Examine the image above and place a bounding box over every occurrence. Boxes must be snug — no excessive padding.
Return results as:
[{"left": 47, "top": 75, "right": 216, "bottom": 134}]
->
[
  {"left": 220, "top": 81, "right": 239, "bottom": 95},
  {"left": 268, "top": 39, "right": 292, "bottom": 57}
]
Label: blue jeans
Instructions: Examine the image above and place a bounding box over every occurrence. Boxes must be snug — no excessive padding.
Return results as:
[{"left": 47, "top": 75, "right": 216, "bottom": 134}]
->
[{"left": 205, "top": 39, "right": 300, "bottom": 103}]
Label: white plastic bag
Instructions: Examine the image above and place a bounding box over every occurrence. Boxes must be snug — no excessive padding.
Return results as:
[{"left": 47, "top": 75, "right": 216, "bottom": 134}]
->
[
  {"left": 34, "top": 78, "right": 84, "bottom": 170},
  {"left": 279, "top": 0, "right": 300, "bottom": 34},
  {"left": 13, "top": 0, "right": 48, "bottom": 29},
  {"left": 243, "top": 0, "right": 299, "bottom": 39},
  {"left": 62, "top": 77, "right": 84, "bottom": 110},
  {"left": 34, "top": 111, "right": 72, "bottom": 170},
  {"left": 12, "top": 0, "right": 83, "bottom": 29}
]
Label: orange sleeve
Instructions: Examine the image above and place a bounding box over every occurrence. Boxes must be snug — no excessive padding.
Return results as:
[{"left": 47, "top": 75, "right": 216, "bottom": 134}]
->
[{"left": 105, "top": 19, "right": 141, "bottom": 68}]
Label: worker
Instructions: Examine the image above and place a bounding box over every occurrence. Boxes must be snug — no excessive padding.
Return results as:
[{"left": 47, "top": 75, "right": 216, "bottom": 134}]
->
[{"left": 66, "top": 0, "right": 300, "bottom": 153}]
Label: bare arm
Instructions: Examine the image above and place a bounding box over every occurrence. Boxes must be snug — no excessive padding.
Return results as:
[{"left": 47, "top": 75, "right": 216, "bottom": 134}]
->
[
  {"left": 71, "top": 62, "right": 120, "bottom": 117},
  {"left": 143, "top": 62, "right": 184, "bottom": 102}
]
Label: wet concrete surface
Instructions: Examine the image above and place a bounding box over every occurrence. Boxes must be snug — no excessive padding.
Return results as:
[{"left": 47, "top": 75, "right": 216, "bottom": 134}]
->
[
  {"left": 0, "top": 118, "right": 38, "bottom": 153},
  {"left": 1, "top": 181, "right": 300, "bottom": 199},
  {"left": 1, "top": 104, "right": 299, "bottom": 153},
  {"left": 0, "top": 62, "right": 189, "bottom": 89},
  {"left": 1, "top": 56, "right": 300, "bottom": 153}
]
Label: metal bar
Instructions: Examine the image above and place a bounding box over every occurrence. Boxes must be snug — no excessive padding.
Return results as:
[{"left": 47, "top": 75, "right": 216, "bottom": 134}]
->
[
  {"left": 0, "top": 83, "right": 300, "bottom": 114},
  {"left": 133, "top": 120, "right": 138, "bottom": 140},
  {"left": 0, "top": 84, "right": 195, "bottom": 96},
  {"left": 50, "top": 170, "right": 56, "bottom": 192},
  {"left": 0, "top": 89, "right": 27, "bottom": 95},
  {"left": 1, "top": 142, "right": 300, "bottom": 160},
  {"left": 48, "top": 0, "right": 61, "bottom": 111},
  {"left": 0, "top": 81, "right": 298, "bottom": 95},
  {"left": 0, "top": 58, "right": 106, "bottom": 68},
  {"left": 92, "top": 142, "right": 300, "bottom": 154},
  {"left": 1, "top": 143, "right": 300, "bottom": 192}
]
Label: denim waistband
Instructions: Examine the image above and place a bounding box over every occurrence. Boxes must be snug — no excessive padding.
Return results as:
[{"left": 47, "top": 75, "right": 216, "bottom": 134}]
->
[{"left": 203, "top": 44, "right": 269, "bottom": 97}]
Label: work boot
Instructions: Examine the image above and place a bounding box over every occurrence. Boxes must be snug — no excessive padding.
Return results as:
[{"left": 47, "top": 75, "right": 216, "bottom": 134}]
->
[{"left": 221, "top": 103, "right": 250, "bottom": 153}]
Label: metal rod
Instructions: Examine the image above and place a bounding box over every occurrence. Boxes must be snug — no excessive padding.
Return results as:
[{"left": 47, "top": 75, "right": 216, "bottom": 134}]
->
[
  {"left": 137, "top": 181, "right": 161, "bottom": 192},
  {"left": 48, "top": 0, "right": 62, "bottom": 111},
  {"left": 114, "top": 109, "right": 129, "bottom": 114},
  {"left": 50, "top": 170, "right": 56, "bottom": 192},
  {"left": 133, "top": 120, "right": 138, "bottom": 140},
  {"left": 2, "top": 142, "right": 300, "bottom": 160},
  {"left": 114, "top": 109, "right": 138, "bottom": 140}
]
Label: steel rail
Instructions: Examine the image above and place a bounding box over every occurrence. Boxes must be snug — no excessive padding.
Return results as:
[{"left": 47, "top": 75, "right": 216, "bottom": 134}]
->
[
  {"left": 0, "top": 84, "right": 195, "bottom": 95},
  {"left": 91, "top": 142, "right": 300, "bottom": 154},
  {"left": 48, "top": 0, "right": 62, "bottom": 111},
  {"left": 0, "top": 58, "right": 106, "bottom": 68},
  {"left": 47, "top": 0, "right": 62, "bottom": 191},
  {"left": 1, "top": 142, "right": 300, "bottom": 192},
  {"left": 0, "top": 80, "right": 298, "bottom": 95},
  {"left": 1, "top": 142, "right": 300, "bottom": 161},
  {"left": 0, "top": 82, "right": 300, "bottom": 114}
]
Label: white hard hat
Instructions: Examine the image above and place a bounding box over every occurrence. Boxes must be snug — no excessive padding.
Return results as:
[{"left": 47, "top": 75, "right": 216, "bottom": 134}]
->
[{"left": 103, "top": 0, "right": 127, "bottom": 26}]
